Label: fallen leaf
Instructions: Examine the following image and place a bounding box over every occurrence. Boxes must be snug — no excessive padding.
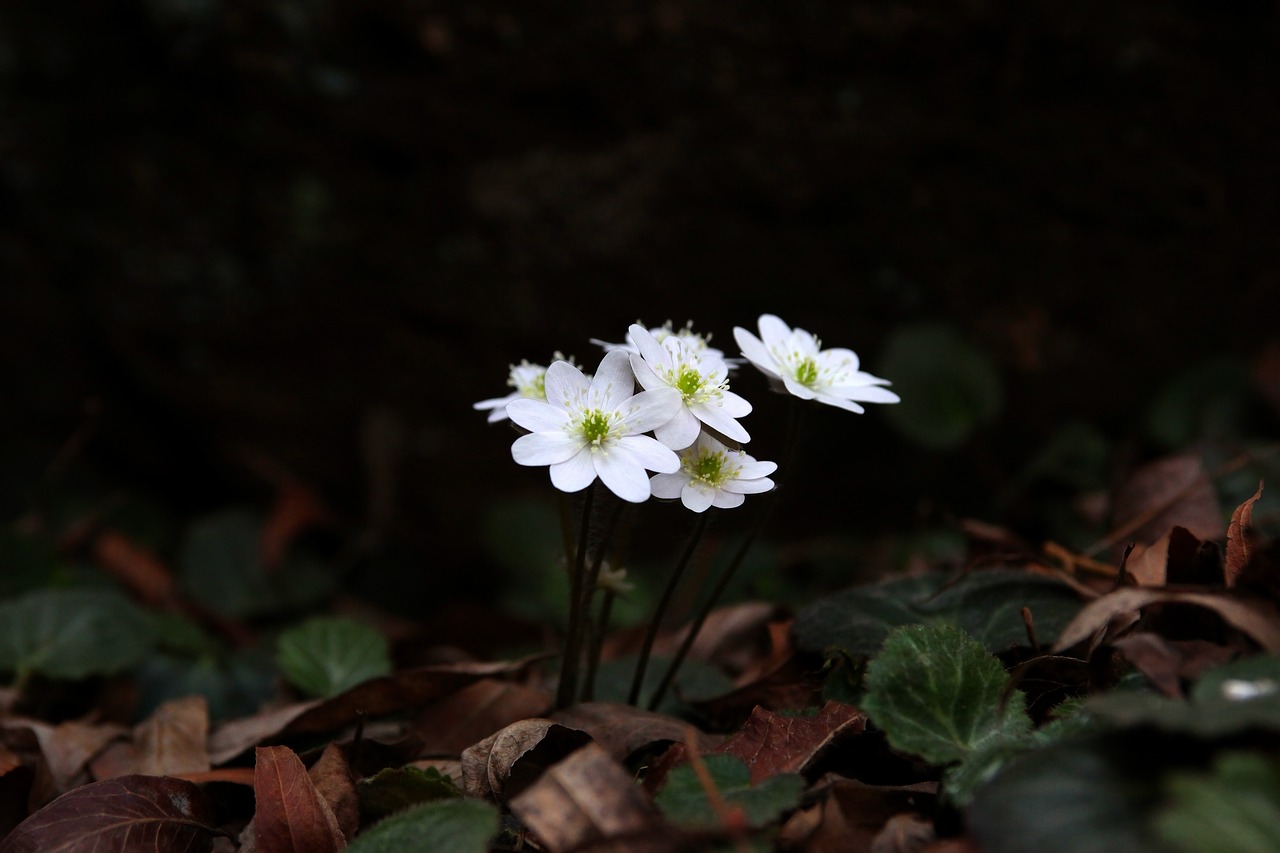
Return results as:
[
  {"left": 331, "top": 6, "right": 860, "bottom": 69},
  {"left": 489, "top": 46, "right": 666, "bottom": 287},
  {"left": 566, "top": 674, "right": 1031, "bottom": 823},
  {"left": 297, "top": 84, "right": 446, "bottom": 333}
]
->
[
  {"left": 261, "top": 484, "right": 333, "bottom": 570},
  {"left": 692, "top": 654, "right": 824, "bottom": 730},
  {"left": 1226, "top": 483, "right": 1264, "bottom": 587},
  {"left": 0, "top": 774, "right": 219, "bottom": 853},
  {"left": 871, "top": 812, "right": 936, "bottom": 853},
  {"left": 345, "top": 798, "right": 497, "bottom": 853},
  {"left": 508, "top": 742, "right": 660, "bottom": 853},
  {"left": 412, "top": 679, "right": 551, "bottom": 755},
  {"left": 209, "top": 657, "right": 542, "bottom": 764},
  {"left": 460, "top": 719, "right": 591, "bottom": 804},
  {"left": 357, "top": 765, "right": 460, "bottom": 821},
  {"left": 552, "top": 702, "right": 718, "bottom": 763},
  {"left": 20, "top": 719, "right": 128, "bottom": 798},
  {"left": 92, "top": 529, "right": 177, "bottom": 606},
  {"left": 1107, "top": 453, "right": 1221, "bottom": 552},
  {"left": 712, "top": 702, "right": 866, "bottom": 784},
  {"left": 309, "top": 744, "right": 359, "bottom": 842},
  {"left": 1112, "top": 635, "right": 1238, "bottom": 698},
  {"left": 1054, "top": 588, "right": 1280, "bottom": 653},
  {"left": 251, "top": 746, "right": 346, "bottom": 853},
  {"left": 92, "top": 695, "right": 210, "bottom": 780}
]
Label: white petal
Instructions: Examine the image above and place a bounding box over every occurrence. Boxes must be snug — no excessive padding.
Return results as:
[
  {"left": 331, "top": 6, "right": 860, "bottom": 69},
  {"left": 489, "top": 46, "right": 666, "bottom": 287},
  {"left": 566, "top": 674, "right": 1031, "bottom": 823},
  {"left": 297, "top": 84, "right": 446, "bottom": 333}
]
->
[
  {"left": 487, "top": 408, "right": 508, "bottom": 423},
  {"left": 594, "top": 448, "right": 652, "bottom": 503},
  {"left": 711, "top": 490, "right": 746, "bottom": 509},
  {"left": 722, "top": 476, "right": 774, "bottom": 495},
  {"left": 829, "top": 384, "right": 901, "bottom": 404},
  {"left": 814, "top": 393, "right": 865, "bottom": 413},
  {"left": 549, "top": 449, "right": 598, "bottom": 492},
  {"left": 622, "top": 387, "right": 682, "bottom": 434},
  {"left": 680, "top": 482, "right": 716, "bottom": 513},
  {"left": 716, "top": 389, "right": 752, "bottom": 417},
  {"left": 820, "top": 347, "right": 860, "bottom": 371},
  {"left": 512, "top": 431, "right": 582, "bottom": 466},
  {"left": 618, "top": 434, "right": 681, "bottom": 473},
  {"left": 780, "top": 376, "right": 819, "bottom": 400},
  {"left": 507, "top": 398, "right": 570, "bottom": 432},
  {"left": 692, "top": 402, "right": 750, "bottom": 444},
  {"left": 735, "top": 459, "right": 777, "bottom": 479},
  {"left": 756, "top": 314, "right": 792, "bottom": 350},
  {"left": 629, "top": 353, "right": 665, "bottom": 392},
  {"left": 629, "top": 324, "right": 672, "bottom": 371},
  {"left": 591, "top": 350, "right": 636, "bottom": 409},
  {"left": 649, "top": 473, "right": 687, "bottom": 499},
  {"left": 544, "top": 361, "right": 589, "bottom": 409},
  {"left": 733, "top": 327, "right": 780, "bottom": 378},
  {"left": 655, "top": 408, "right": 702, "bottom": 450},
  {"left": 474, "top": 393, "right": 515, "bottom": 411}
]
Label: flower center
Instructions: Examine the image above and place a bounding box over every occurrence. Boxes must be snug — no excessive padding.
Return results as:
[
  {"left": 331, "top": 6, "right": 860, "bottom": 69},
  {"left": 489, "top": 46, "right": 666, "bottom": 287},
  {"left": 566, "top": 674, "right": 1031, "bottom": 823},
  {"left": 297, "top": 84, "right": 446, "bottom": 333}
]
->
[
  {"left": 794, "top": 357, "right": 820, "bottom": 388},
  {"left": 579, "top": 409, "right": 614, "bottom": 445},
  {"left": 674, "top": 366, "right": 704, "bottom": 398},
  {"left": 687, "top": 449, "right": 738, "bottom": 487},
  {"left": 509, "top": 362, "right": 548, "bottom": 400}
]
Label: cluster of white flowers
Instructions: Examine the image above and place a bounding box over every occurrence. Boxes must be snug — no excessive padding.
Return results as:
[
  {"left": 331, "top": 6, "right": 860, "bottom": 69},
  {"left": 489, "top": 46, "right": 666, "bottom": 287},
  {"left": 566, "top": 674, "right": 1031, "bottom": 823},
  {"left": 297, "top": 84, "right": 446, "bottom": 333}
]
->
[{"left": 478, "top": 315, "right": 898, "bottom": 509}]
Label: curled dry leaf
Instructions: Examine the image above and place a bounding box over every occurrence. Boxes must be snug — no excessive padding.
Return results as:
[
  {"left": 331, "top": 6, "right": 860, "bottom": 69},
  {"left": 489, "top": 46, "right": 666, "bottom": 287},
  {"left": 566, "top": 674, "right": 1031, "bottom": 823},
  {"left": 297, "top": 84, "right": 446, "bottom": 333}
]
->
[
  {"left": 508, "top": 742, "right": 661, "bottom": 853},
  {"left": 1112, "top": 635, "right": 1238, "bottom": 698},
  {"left": 412, "top": 679, "right": 552, "bottom": 755},
  {"left": 0, "top": 774, "right": 218, "bottom": 853},
  {"left": 251, "top": 746, "right": 346, "bottom": 853},
  {"left": 1108, "top": 453, "right": 1222, "bottom": 552},
  {"left": 91, "top": 695, "right": 210, "bottom": 780},
  {"left": 777, "top": 779, "right": 935, "bottom": 853},
  {"left": 460, "top": 719, "right": 592, "bottom": 804},
  {"left": 712, "top": 701, "right": 867, "bottom": 785},
  {"left": 309, "top": 744, "right": 359, "bottom": 842},
  {"left": 1226, "top": 482, "right": 1264, "bottom": 587},
  {"left": 552, "top": 702, "right": 718, "bottom": 763},
  {"left": 13, "top": 719, "right": 127, "bottom": 799},
  {"left": 1054, "top": 587, "right": 1280, "bottom": 654}
]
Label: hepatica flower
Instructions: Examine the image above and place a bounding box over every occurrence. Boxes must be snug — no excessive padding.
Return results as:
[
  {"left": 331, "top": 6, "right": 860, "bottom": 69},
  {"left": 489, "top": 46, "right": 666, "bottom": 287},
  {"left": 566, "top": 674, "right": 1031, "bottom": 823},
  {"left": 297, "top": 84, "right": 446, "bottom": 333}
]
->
[
  {"left": 650, "top": 433, "right": 777, "bottom": 512},
  {"left": 592, "top": 320, "right": 728, "bottom": 361},
  {"left": 474, "top": 355, "right": 569, "bottom": 423},
  {"left": 507, "top": 350, "right": 681, "bottom": 503},
  {"left": 628, "top": 324, "right": 751, "bottom": 450},
  {"left": 733, "top": 314, "right": 900, "bottom": 413}
]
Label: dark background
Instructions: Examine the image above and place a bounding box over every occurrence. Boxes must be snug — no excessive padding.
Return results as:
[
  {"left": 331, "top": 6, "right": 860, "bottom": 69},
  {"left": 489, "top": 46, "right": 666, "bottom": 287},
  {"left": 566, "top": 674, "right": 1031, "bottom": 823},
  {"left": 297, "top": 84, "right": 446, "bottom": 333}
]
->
[{"left": 2, "top": 0, "right": 1277, "bottom": 607}]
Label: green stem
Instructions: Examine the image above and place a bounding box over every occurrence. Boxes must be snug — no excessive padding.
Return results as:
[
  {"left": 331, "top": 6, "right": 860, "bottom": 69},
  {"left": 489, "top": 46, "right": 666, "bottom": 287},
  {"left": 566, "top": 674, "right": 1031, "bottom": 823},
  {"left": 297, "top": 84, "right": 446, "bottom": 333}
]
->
[
  {"left": 583, "top": 588, "right": 616, "bottom": 702},
  {"left": 578, "top": 499, "right": 626, "bottom": 702},
  {"left": 555, "top": 482, "right": 595, "bottom": 710},
  {"left": 629, "top": 511, "right": 711, "bottom": 707}
]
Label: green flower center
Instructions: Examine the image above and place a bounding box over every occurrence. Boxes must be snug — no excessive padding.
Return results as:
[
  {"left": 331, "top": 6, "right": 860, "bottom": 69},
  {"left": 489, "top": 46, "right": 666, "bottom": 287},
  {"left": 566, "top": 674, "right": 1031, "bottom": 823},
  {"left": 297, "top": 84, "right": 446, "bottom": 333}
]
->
[
  {"left": 794, "top": 357, "right": 820, "bottom": 387},
  {"left": 689, "top": 450, "right": 732, "bottom": 486},
  {"left": 674, "top": 366, "right": 704, "bottom": 398},
  {"left": 520, "top": 373, "right": 546, "bottom": 398},
  {"left": 580, "top": 409, "right": 613, "bottom": 445}
]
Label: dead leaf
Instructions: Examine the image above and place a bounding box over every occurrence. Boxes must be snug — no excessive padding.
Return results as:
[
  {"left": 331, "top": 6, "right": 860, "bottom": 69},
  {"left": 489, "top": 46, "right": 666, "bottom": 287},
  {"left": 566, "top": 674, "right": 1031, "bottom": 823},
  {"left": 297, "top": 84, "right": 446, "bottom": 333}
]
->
[
  {"left": 1112, "top": 635, "right": 1237, "bottom": 698},
  {"left": 413, "top": 679, "right": 552, "bottom": 755},
  {"left": 509, "top": 742, "right": 662, "bottom": 853},
  {"left": 0, "top": 760, "right": 34, "bottom": 842},
  {"left": 308, "top": 744, "right": 358, "bottom": 842},
  {"left": 209, "top": 656, "right": 542, "bottom": 764},
  {"left": 92, "top": 695, "right": 210, "bottom": 780},
  {"left": 713, "top": 702, "right": 867, "bottom": 784},
  {"left": 0, "top": 774, "right": 219, "bottom": 853},
  {"left": 778, "top": 778, "right": 935, "bottom": 853},
  {"left": 1226, "top": 482, "right": 1265, "bottom": 586},
  {"left": 693, "top": 654, "right": 825, "bottom": 730},
  {"left": 871, "top": 812, "right": 935, "bottom": 853},
  {"left": 251, "top": 746, "right": 345, "bottom": 853},
  {"left": 1104, "top": 453, "right": 1222, "bottom": 554},
  {"left": 460, "top": 719, "right": 592, "bottom": 804},
  {"left": 261, "top": 484, "right": 333, "bottom": 570},
  {"left": 15, "top": 719, "right": 127, "bottom": 798},
  {"left": 1054, "top": 587, "right": 1280, "bottom": 653},
  {"left": 552, "top": 702, "right": 718, "bottom": 762},
  {"left": 92, "top": 530, "right": 176, "bottom": 606}
]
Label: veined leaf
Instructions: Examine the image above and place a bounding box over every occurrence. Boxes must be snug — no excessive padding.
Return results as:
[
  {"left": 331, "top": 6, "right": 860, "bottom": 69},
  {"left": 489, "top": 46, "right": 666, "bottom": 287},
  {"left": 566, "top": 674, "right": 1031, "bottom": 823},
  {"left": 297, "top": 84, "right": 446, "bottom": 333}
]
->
[
  {"left": 346, "top": 799, "right": 498, "bottom": 853},
  {"left": 655, "top": 754, "right": 805, "bottom": 829},
  {"left": 276, "top": 616, "right": 391, "bottom": 698},
  {"left": 0, "top": 587, "right": 154, "bottom": 680}
]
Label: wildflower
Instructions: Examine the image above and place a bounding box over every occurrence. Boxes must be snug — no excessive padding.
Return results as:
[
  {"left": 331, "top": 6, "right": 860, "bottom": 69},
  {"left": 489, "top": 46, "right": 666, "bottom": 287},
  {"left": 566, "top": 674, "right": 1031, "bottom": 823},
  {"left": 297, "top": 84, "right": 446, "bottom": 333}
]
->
[
  {"left": 507, "top": 351, "right": 682, "bottom": 503},
  {"left": 591, "top": 320, "right": 728, "bottom": 361},
  {"left": 650, "top": 433, "right": 776, "bottom": 512},
  {"left": 627, "top": 324, "right": 751, "bottom": 450},
  {"left": 733, "top": 314, "right": 900, "bottom": 413},
  {"left": 474, "top": 355, "right": 573, "bottom": 423}
]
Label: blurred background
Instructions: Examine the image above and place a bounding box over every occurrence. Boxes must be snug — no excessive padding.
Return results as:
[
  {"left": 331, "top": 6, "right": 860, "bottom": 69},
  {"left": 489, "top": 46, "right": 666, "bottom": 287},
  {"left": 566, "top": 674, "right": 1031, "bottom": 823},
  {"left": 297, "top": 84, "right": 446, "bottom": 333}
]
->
[{"left": 2, "top": 0, "right": 1278, "bottom": 625}]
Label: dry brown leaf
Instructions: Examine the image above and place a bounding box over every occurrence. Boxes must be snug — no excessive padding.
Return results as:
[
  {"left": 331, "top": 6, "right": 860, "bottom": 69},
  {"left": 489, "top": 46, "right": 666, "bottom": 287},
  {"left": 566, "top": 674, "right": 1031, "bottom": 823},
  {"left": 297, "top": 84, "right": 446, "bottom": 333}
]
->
[
  {"left": 209, "top": 656, "right": 542, "bottom": 764},
  {"left": 308, "top": 744, "right": 358, "bottom": 842},
  {"left": 778, "top": 778, "right": 935, "bottom": 853},
  {"left": 1054, "top": 587, "right": 1280, "bottom": 653},
  {"left": 250, "top": 746, "right": 346, "bottom": 853},
  {"left": 460, "top": 719, "right": 592, "bottom": 804},
  {"left": 508, "top": 742, "right": 663, "bottom": 853},
  {"left": 693, "top": 654, "right": 824, "bottom": 730},
  {"left": 413, "top": 679, "right": 552, "bottom": 755},
  {"left": 1107, "top": 454, "right": 1221, "bottom": 552},
  {"left": 17, "top": 720, "right": 127, "bottom": 798},
  {"left": 871, "top": 812, "right": 935, "bottom": 853},
  {"left": 1112, "top": 635, "right": 1237, "bottom": 698},
  {"left": 552, "top": 702, "right": 718, "bottom": 762},
  {"left": 261, "top": 484, "right": 333, "bottom": 570},
  {"left": 1226, "top": 482, "right": 1265, "bottom": 586},
  {"left": 713, "top": 702, "right": 866, "bottom": 784},
  {"left": 92, "top": 529, "right": 176, "bottom": 606},
  {"left": 92, "top": 695, "right": 210, "bottom": 780}
]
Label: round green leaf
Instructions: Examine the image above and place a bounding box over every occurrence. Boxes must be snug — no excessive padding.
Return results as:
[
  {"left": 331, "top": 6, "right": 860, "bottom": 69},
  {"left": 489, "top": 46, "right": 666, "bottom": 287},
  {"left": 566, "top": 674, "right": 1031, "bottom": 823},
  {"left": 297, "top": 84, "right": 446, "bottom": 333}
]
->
[
  {"left": 0, "top": 588, "right": 155, "bottom": 680},
  {"left": 346, "top": 798, "right": 498, "bottom": 853},
  {"left": 655, "top": 754, "right": 805, "bottom": 830},
  {"left": 276, "top": 616, "right": 391, "bottom": 698}
]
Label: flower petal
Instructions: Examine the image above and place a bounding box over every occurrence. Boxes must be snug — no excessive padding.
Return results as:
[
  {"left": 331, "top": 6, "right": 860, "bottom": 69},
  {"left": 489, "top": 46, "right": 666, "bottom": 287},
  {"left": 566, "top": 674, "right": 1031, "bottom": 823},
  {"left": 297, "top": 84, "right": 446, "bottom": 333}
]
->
[
  {"left": 544, "top": 361, "right": 589, "bottom": 410},
  {"left": 622, "top": 388, "right": 682, "bottom": 434},
  {"left": 735, "top": 459, "right": 777, "bottom": 479},
  {"left": 814, "top": 393, "right": 865, "bottom": 413},
  {"left": 649, "top": 473, "right": 686, "bottom": 499},
  {"left": 691, "top": 402, "right": 750, "bottom": 444},
  {"left": 655, "top": 408, "right": 702, "bottom": 450},
  {"left": 474, "top": 393, "right": 515, "bottom": 411},
  {"left": 549, "top": 448, "right": 598, "bottom": 493},
  {"left": 733, "top": 327, "right": 780, "bottom": 378},
  {"left": 819, "top": 347, "right": 861, "bottom": 372},
  {"left": 756, "top": 314, "right": 792, "bottom": 350},
  {"left": 512, "top": 431, "right": 582, "bottom": 466},
  {"left": 711, "top": 490, "right": 746, "bottom": 509},
  {"left": 618, "top": 434, "right": 681, "bottom": 473},
  {"left": 716, "top": 390, "right": 753, "bottom": 418},
  {"left": 629, "top": 353, "right": 664, "bottom": 392},
  {"left": 591, "top": 350, "right": 636, "bottom": 409},
  {"left": 680, "top": 482, "right": 716, "bottom": 513},
  {"left": 594, "top": 448, "right": 652, "bottom": 503},
  {"left": 507, "top": 398, "right": 570, "bottom": 432},
  {"left": 829, "top": 384, "right": 901, "bottom": 404},
  {"left": 629, "top": 324, "right": 672, "bottom": 372},
  {"left": 780, "top": 376, "right": 819, "bottom": 400},
  {"left": 722, "top": 476, "right": 774, "bottom": 495}
]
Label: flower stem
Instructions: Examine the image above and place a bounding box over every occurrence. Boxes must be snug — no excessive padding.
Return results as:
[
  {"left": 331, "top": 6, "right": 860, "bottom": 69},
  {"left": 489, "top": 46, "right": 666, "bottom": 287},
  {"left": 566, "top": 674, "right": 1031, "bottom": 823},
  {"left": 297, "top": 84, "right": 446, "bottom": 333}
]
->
[
  {"left": 579, "top": 499, "right": 627, "bottom": 702},
  {"left": 628, "top": 511, "right": 711, "bottom": 707},
  {"left": 555, "top": 482, "right": 596, "bottom": 710}
]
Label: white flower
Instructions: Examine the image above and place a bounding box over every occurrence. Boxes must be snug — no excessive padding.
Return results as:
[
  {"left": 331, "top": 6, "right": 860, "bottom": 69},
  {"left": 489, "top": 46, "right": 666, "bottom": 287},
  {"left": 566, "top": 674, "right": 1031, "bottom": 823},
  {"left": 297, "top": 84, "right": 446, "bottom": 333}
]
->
[
  {"left": 650, "top": 433, "right": 777, "bottom": 512},
  {"left": 474, "top": 354, "right": 572, "bottom": 423},
  {"left": 591, "top": 320, "right": 728, "bottom": 361},
  {"left": 627, "top": 324, "right": 751, "bottom": 450},
  {"left": 733, "top": 314, "right": 900, "bottom": 413},
  {"left": 507, "top": 351, "right": 682, "bottom": 503}
]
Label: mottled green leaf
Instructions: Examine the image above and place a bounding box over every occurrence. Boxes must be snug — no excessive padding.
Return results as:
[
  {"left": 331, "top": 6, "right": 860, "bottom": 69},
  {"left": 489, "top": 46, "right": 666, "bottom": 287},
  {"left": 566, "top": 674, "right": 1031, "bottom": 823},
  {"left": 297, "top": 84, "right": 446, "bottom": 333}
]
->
[
  {"left": 346, "top": 798, "right": 498, "bottom": 853},
  {"left": 276, "top": 616, "right": 391, "bottom": 698},
  {"left": 655, "top": 754, "right": 805, "bottom": 830},
  {"left": 0, "top": 588, "right": 154, "bottom": 680},
  {"left": 862, "top": 623, "right": 1031, "bottom": 766},
  {"left": 358, "top": 766, "right": 461, "bottom": 821}
]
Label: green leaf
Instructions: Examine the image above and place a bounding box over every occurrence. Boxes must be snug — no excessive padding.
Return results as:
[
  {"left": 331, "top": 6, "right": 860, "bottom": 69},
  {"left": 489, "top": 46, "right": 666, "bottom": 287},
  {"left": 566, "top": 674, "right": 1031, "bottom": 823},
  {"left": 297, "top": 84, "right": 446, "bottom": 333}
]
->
[
  {"left": 135, "top": 648, "right": 277, "bottom": 722},
  {"left": 0, "top": 588, "right": 155, "bottom": 680},
  {"left": 276, "top": 617, "right": 391, "bottom": 698},
  {"left": 1155, "top": 752, "right": 1280, "bottom": 853},
  {"left": 793, "top": 570, "right": 1082, "bottom": 658},
  {"left": 880, "top": 322, "right": 1003, "bottom": 449},
  {"left": 358, "top": 766, "right": 461, "bottom": 821},
  {"left": 655, "top": 754, "right": 805, "bottom": 830},
  {"left": 968, "top": 734, "right": 1166, "bottom": 853},
  {"left": 346, "top": 798, "right": 499, "bottom": 853},
  {"left": 861, "top": 623, "right": 1031, "bottom": 766},
  {"left": 178, "top": 509, "right": 339, "bottom": 619}
]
